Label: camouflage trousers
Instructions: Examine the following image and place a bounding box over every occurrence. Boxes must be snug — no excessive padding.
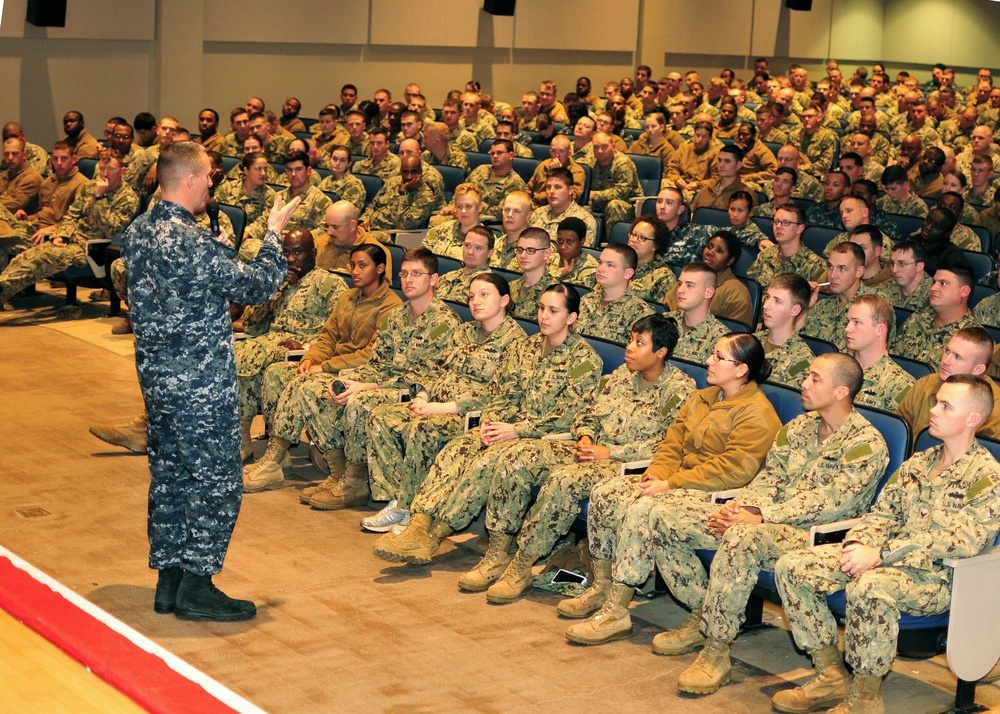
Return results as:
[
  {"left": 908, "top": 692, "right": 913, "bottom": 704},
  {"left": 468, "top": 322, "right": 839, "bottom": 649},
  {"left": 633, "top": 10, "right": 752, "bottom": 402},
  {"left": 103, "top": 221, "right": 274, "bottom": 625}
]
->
[
  {"left": 591, "top": 197, "right": 635, "bottom": 230},
  {"left": 260, "top": 361, "right": 338, "bottom": 441},
  {"left": 775, "top": 544, "right": 952, "bottom": 676},
  {"left": 644, "top": 496, "right": 809, "bottom": 641},
  {"left": 517, "top": 456, "right": 622, "bottom": 559},
  {"left": 586, "top": 473, "right": 684, "bottom": 561},
  {"left": 0, "top": 241, "right": 85, "bottom": 303},
  {"left": 235, "top": 334, "right": 295, "bottom": 423},
  {"left": 410, "top": 432, "right": 539, "bottom": 531},
  {"left": 110, "top": 257, "right": 127, "bottom": 304},
  {"left": 0, "top": 224, "right": 31, "bottom": 270},
  {"left": 483, "top": 439, "right": 578, "bottom": 535},
  {"left": 296, "top": 383, "right": 402, "bottom": 464},
  {"left": 365, "top": 404, "right": 464, "bottom": 508}
]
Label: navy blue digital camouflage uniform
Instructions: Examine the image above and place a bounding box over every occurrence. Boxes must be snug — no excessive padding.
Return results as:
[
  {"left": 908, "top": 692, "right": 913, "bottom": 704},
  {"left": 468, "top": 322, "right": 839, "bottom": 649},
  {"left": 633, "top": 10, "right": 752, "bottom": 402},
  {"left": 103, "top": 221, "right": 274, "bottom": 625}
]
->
[{"left": 122, "top": 200, "right": 286, "bottom": 575}]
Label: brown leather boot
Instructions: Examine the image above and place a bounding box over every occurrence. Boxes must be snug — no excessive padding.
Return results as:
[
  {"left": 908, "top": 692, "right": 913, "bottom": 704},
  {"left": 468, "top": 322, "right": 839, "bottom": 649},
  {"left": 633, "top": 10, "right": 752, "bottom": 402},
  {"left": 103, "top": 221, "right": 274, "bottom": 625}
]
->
[{"left": 771, "top": 645, "right": 849, "bottom": 713}]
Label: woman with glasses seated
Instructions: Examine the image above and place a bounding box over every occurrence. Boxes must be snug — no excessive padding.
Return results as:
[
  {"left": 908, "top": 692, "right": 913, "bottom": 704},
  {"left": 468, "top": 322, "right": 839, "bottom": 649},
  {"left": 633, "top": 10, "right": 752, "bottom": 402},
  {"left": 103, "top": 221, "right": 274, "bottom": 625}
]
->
[
  {"left": 556, "top": 333, "right": 781, "bottom": 631},
  {"left": 625, "top": 213, "right": 678, "bottom": 303}
]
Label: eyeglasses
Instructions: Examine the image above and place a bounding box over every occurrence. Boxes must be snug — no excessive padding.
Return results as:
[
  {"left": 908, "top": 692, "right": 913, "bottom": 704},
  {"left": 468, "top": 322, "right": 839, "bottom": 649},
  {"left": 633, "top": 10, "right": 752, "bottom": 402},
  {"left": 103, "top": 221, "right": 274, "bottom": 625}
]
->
[
  {"left": 398, "top": 270, "right": 429, "bottom": 279},
  {"left": 628, "top": 231, "right": 654, "bottom": 243},
  {"left": 772, "top": 219, "right": 801, "bottom": 228},
  {"left": 889, "top": 260, "right": 916, "bottom": 269},
  {"left": 707, "top": 350, "right": 741, "bottom": 364},
  {"left": 514, "top": 246, "right": 543, "bottom": 255}
]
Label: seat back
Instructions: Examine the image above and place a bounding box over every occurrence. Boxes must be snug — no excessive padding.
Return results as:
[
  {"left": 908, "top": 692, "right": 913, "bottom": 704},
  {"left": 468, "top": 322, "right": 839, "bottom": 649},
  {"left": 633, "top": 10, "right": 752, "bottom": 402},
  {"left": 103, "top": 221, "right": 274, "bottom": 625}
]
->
[
  {"left": 667, "top": 357, "right": 708, "bottom": 389},
  {"left": 465, "top": 151, "right": 491, "bottom": 172},
  {"left": 801, "top": 335, "right": 838, "bottom": 355},
  {"left": 855, "top": 406, "right": 911, "bottom": 496},
  {"left": 385, "top": 243, "right": 405, "bottom": 288},
  {"left": 801, "top": 226, "right": 841, "bottom": 258},
  {"left": 760, "top": 381, "right": 806, "bottom": 425},
  {"left": 962, "top": 249, "right": 994, "bottom": 283},
  {"left": 437, "top": 165, "right": 466, "bottom": 203},
  {"left": 626, "top": 154, "right": 663, "bottom": 198},
  {"left": 691, "top": 207, "right": 730, "bottom": 229},
  {"left": 735, "top": 275, "right": 762, "bottom": 328},
  {"left": 217, "top": 203, "right": 246, "bottom": 243},
  {"left": 512, "top": 157, "right": 541, "bottom": 184},
  {"left": 890, "top": 355, "right": 933, "bottom": 381},
  {"left": 443, "top": 299, "right": 473, "bottom": 322},
  {"left": 584, "top": 336, "right": 625, "bottom": 374},
  {"left": 356, "top": 174, "right": 383, "bottom": 207}
]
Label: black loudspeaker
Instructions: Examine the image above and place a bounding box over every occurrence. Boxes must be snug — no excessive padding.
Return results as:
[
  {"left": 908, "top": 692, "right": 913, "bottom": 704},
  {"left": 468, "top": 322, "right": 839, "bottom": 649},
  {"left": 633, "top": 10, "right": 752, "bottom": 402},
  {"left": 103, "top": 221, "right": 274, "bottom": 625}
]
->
[
  {"left": 26, "top": 0, "right": 68, "bottom": 27},
  {"left": 484, "top": 0, "right": 516, "bottom": 16},
  {"left": 784, "top": 0, "right": 813, "bottom": 9}
]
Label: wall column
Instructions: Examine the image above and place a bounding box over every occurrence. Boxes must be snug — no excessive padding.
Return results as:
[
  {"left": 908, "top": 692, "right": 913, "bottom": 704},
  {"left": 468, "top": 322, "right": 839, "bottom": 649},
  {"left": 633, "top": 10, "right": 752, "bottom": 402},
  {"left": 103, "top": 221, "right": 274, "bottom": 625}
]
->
[{"left": 153, "top": 0, "right": 204, "bottom": 122}]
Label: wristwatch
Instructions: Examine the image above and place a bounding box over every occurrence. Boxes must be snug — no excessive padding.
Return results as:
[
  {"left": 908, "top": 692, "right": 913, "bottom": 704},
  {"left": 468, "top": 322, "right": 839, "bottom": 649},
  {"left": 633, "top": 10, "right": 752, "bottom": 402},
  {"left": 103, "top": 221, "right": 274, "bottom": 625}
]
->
[{"left": 879, "top": 546, "right": 891, "bottom": 561}]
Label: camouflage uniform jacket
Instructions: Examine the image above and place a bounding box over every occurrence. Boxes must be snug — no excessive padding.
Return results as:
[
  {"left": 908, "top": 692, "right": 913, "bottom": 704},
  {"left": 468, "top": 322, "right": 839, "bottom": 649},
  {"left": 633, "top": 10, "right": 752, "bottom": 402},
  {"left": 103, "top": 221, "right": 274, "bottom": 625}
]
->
[
  {"left": 423, "top": 146, "right": 471, "bottom": 176},
  {"left": 805, "top": 202, "right": 845, "bottom": 231},
  {"left": 757, "top": 328, "right": 814, "bottom": 389},
  {"left": 51, "top": 180, "right": 138, "bottom": 246},
  {"left": 855, "top": 353, "right": 914, "bottom": 412},
  {"left": 301, "top": 280, "right": 403, "bottom": 373},
  {"left": 737, "top": 409, "right": 889, "bottom": 526},
  {"left": 666, "top": 268, "right": 753, "bottom": 327},
  {"left": 351, "top": 153, "right": 401, "bottom": 183},
  {"left": 219, "top": 132, "right": 248, "bottom": 158},
  {"left": 529, "top": 202, "right": 598, "bottom": 247},
  {"left": 747, "top": 244, "right": 828, "bottom": 287},
  {"left": 121, "top": 145, "right": 155, "bottom": 194},
  {"left": 247, "top": 185, "right": 331, "bottom": 242},
  {"left": 644, "top": 382, "right": 781, "bottom": 490},
  {"left": 877, "top": 276, "right": 932, "bottom": 311},
  {"left": 423, "top": 316, "right": 525, "bottom": 414},
  {"left": 434, "top": 266, "right": 491, "bottom": 303},
  {"left": 664, "top": 310, "right": 730, "bottom": 363},
  {"left": 889, "top": 308, "right": 982, "bottom": 368},
  {"left": 581, "top": 152, "right": 642, "bottom": 208},
  {"left": 421, "top": 220, "right": 469, "bottom": 260},
  {"left": 572, "top": 363, "right": 696, "bottom": 461},
  {"left": 510, "top": 272, "right": 558, "bottom": 320},
  {"left": 263, "top": 135, "right": 291, "bottom": 165},
  {"left": 897, "top": 374, "right": 1000, "bottom": 445},
  {"left": 788, "top": 127, "right": 840, "bottom": 178},
  {"left": 481, "top": 331, "right": 603, "bottom": 437},
  {"left": 361, "top": 176, "right": 435, "bottom": 231},
  {"left": 630, "top": 259, "right": 678, "bottom": 304},
  {"left": 877, "top": 193, "right": 929, "bottom": 219},
  {"left": 213, "top": 181, "right": 276, "bottom": 229},
  {"left": 663, "top": 221, "right": 707, "bottom": 266},
  {"left": 347, "top": 135, "right": 371, "bottom": 157},
  {"left": 241, "top": 268, "right": 347, "bottom": 345},
  {"left": 844, "top": 443, "right": 1000, "bottom": 584},
  {"left": 448, "top": 126, "right": 479, "bottom": 153},
  {"left": 574, "top": 289, "right": 655, "bottom": 345},
  {"left": 460, "top": 117, "right": 495, "bottom": 147},
  {"left": 803, "top": 285, "right": 878, "bottom": 351},
  {"left": 351, "top": 296, "right": 461, "bottom": 387},
  {"left": 317, "top": 173, "right": 367, "bottom": 214},
  {"left": 550, "top": 252, "right": 598, "bottom": 288},
  {"left": 465, "top": 165, "right": 526, "bottom": 217},
  {"left": 762, "top": 173, "right": 824, "bottom": 203},
  {"left": 974, "top": 292, "right": 1000, "bottom": 327}
]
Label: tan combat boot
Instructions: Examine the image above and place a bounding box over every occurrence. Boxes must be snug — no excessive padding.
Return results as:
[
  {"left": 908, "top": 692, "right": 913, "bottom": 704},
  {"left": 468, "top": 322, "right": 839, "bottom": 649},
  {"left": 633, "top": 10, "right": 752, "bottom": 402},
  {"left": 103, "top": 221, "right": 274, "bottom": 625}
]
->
[
  {"left": 242, "top": 440, "right": 289, "bottom": 492},
  {"left": 486, "top": 550, "right": 538, "bottom": 604},
  {"left": 309, "top": 463, "right": 370, "bottom": 510},
  {"left": 457, "top": 532, "right": 513, "bottom": 591},
  {"left": 240, "top": 421, "right": 254, "bottom": 463},
  {"left": 652, "top": 607, "right": 706, "bottom": 655},
  {"left": 556, "top": 558, "right": 613, "bottom": 618},
  {"left": 373, "top": 513, "right": 452, "bottom": 564},
  {"left": 676, "top": 637, "right": 731, "bottom": 694},
  {"left": 771, "top": 645, "right": 849, "bottom": 713},
  {"left": 564, "top": 583, "right": 634, "bottom": 645},
  {"left": 89, "top": 412, "right": 148, "bottom": 454},
  {"left": 828, "top": 675, "right": 884, "bottom": 714},
  {"left": 300, "top": 449, "right": 348, "bottom": 503}
]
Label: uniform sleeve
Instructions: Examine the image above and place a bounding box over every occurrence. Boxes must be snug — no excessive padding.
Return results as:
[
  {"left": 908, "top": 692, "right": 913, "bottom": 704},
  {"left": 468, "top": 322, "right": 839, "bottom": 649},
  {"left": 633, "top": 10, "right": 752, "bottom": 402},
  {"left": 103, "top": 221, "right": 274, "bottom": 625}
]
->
[
  {"left": 202, "top": 227, "right": 287, "bottom": 306},
  {"left": 509, "top": 348, "right": 602, "bottom": 437}
]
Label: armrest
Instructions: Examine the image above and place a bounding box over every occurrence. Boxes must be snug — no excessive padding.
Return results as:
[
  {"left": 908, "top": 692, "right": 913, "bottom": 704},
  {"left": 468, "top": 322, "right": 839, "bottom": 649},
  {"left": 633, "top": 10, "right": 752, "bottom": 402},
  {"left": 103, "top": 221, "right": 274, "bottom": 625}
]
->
[
  {"left": 711, "top": 488, "right": 741, "bottom": 504},
  {"left": 464, "top": 411, "right": 482, "bottom": 432},
  {"left": 619, "top": 459, "right": 650, "bottom": 477},
  {"left": 337, "top": 368, "right": 355, "bottom": 378},
  {"left": 85, "top": 238, "right": 113, "bottom": 278},
  {"left": 945, "top": 544, "right": 1000, "bottom": 569},
  {"left": 284, "top": 349, "right": 307, "bottom": 362},
  {"left": 543, "top": 432, "right": 574, "bottom": 441},
  {"left": 630, "top": 195, "right": 658, "bottom": 209},
  {"left": 809, "top": 519, "right": 860, "bottom": 547}
]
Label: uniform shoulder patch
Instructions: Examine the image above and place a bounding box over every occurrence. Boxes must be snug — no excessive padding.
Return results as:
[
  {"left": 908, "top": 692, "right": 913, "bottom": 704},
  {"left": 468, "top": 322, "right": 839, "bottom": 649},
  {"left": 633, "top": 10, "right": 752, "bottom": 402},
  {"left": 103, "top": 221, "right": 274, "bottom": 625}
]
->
[
  {"left": 569, "top": 361, "right": 597, "bottom": 380},
  {"left": 966, "top": 475, "right": 995, "bottom": 502},
  {"left": 884, "top": 469, "right": 900, "bottom": 487},
  {"left": 428, "top": 322, "right": 452, "bottom": 340},
  {"left": 775, "top": 425, "right": 789, "bottom": 447},
  {"left": 845, "top": 443, "right": 873, "bottom": 462},
  {"left": 788, "top": 359, "right": 810, "bottom": 376},
  {"left": 660, "top": 394, "right": 681, "bottom": 417}
]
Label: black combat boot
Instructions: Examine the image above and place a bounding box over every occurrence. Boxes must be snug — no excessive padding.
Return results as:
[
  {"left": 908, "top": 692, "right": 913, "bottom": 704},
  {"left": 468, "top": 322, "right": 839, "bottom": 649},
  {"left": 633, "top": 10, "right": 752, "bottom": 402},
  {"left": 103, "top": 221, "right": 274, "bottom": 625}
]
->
[
  {"left": 174, "top": 572, "right": 257, "bottom": 622},
  {"left": 153, "top": 567, "right": 184, "bottom": 614}
]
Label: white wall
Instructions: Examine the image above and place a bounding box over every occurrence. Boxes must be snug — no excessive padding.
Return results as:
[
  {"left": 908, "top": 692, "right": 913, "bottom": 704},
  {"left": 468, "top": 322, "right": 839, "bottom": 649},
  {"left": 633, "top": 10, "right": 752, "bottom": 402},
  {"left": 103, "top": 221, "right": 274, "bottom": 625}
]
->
[{"left": 2, "top": 0, "right": 1000, "bottom": 148}]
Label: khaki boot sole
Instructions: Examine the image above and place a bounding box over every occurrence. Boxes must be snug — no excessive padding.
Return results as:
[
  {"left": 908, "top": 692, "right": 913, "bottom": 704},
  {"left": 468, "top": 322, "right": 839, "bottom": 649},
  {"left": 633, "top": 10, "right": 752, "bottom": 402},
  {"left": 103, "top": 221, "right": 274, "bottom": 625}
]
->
[
  {"left": 677, "top": 669, "right": 731, "bottom": 695},
  {"left": 243, "top": 477, "right": 285, "bottom": 494},
  {"left": 565, "top": 623, "right": 633, "bottom": 645},
  {"left": 652, "top": 631, "right": 707, "bottom": 656},
  {"left": 771, "top": 690, "right": 847, "bottom": 714},
  {"left": 309, "top": 491, "right": 368, "bottom": 511},
  {"left": 372, "top": 539, "right": 432, "bottom": 565}
]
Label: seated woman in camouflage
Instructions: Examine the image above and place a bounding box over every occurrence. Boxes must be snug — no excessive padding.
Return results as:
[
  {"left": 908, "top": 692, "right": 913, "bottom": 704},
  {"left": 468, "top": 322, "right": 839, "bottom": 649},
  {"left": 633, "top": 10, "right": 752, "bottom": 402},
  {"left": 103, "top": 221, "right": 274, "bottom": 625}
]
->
[
  {"left": 221, "top": 135, "right": 282, "bottom": 186},
  {"left": 420, "top": 183, "right": 484, "bottom": 261},
  {"left": 723, "top": 190, "right": 767, "bottom": 250},
  {"left": 665, "top": 230, "right": 753, "bottom": 328},
  {"left": 549, "top": 216, "right": 597, "bottom": 288},
  {"left": 372, "top": 283, "right": 603, "bottom": 566},
  {"left": 625, "top": 213, "right": 677, "bottom": 303},
  {"left": 356, "top": 273, "right": 525, "bottom": 528},
  {"left": 214, "top": 152, "right": 276, "bottom": 229}
]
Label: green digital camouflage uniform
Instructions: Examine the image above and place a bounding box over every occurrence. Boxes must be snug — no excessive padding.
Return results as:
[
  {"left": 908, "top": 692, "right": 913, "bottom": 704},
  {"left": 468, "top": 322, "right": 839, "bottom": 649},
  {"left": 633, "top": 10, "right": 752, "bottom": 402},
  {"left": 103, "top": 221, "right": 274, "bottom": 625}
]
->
[
  {"left": 365, "top": 316, "right": 525, "bottom": 507},
  {"left": 664, "top": 310, "right": 730, "bottom": 363},
  {"left": 550, "top": 252, "right": 598, "bottom": 288},
  {"left": 235, "top": 269, "right": 347, "bottom": 422},
  {"left": 630, "top": 410, "right": 888, "bottom": 643},
  {"left": 580, "top": 152, "right": 642, "bottom": 227},
  {"left": 460, "top": 116, "right": 496, "bottom": 147},
  {"left": 433, "top": 267, "right": 491, "bottom": 304},
  {"left": 213, "top": 182, "right": 276, "bottom": 230},
  {"left": 877, "top": 193, "right": 929, "bottom": 219},
  {"left": 574, "top": 289, "right": 655, "bottom": 345},
  {"left": 360, "top": 176, "right": 436, "bottom": 233},
  {"left": 223, "top": 163, "right": 282, "bottom": 187},
  {"left": 121, "top": 145, "right": 155, "bottom": 193},
  {"left": 889, "top": 307, "right": 982, "bottom": 368},
  {"left": 973, "top": 292, "right": 1000, "bottom": 327},
  {"left": 775, "top": 443, "right": 1000, "bottom": 677},
  {"left": 756, "top": 328, "right": 815, "bottom": 389},
  {"left": 422, "top": 146, "right": 471, "bottom": 176},
  {"left": 585, "top": 383, "right": 781, "bottom": 564},
  {"left": 629, "top": 260, "right": 678, "bottom": 304},
  {"left": 246, "top": 185, "right": 331, "bottom": 244},
  {"left": 0, "top": 180, "right": 138, "bottom": 304},
  {"left": 876, "top": 275, "right": 932, "bottom": 311},
  {"left": 448, "top": 127, "right": 479, "bottom": 154},
  {"left": 854, "top": 353, "right": 914, "bottom": 413},
  {"left": 529, "top": 203, "right": 599, "bottom": 247},
  {"left": 747, "top": 245, "right": 828, "bottom": 288},
  {"left": 510, "top": 272, "right": 558, "bottom": 320},
  {"left": 408, "top": 332, "right": 602, "bottom": 530},
  {"left": 762, "top": 173, "right": 824, "bottom": 203},
  {"left": 317, "top": 173, "right": 367, "bottom": 214},
  {"left": 351, "top": 153, "right": 401, "bottom": 183},
  {"left": 787, "top": 127, "right": 840, "bottom": 178},
  {"left": 421, "top": 220, "right": 468, "bottom": 260},
  {"left": 802, "top": 286, "right": 879, "bottom": 351},
  {"left": 465, "top": 165, "right": 527, "bottom": 217},
  {"left": 505, "top": 364, "right": 695, "bottom": 559},
  {"left": 275, "top": 298, "right": 460, "bottom": 464}
]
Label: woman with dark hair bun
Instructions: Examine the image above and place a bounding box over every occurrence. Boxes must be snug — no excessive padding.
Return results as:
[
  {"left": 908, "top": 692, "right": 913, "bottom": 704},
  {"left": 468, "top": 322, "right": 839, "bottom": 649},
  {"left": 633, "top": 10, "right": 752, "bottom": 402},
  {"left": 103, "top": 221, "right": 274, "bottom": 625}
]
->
[{"left": 560, "top": 333, "right": 780, "bottom": 644}]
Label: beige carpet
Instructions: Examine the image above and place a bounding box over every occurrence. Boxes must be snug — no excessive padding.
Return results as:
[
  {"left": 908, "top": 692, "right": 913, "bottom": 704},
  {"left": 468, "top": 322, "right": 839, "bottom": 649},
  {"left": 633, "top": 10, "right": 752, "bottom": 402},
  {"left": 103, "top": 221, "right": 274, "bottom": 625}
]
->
[{"left": 1, "top": 318, "right": 996, "bottom": 713}]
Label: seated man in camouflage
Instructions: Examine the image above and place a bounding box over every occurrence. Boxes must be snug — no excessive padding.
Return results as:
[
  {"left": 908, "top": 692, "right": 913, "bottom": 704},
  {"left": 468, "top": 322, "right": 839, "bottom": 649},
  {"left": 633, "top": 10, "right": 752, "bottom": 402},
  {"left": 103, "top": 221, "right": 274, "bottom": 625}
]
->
[
  {"left": 579, "top": 132, "right": 642, "bottom": 227},
  {"left": 361, "top": 155, "right": 436, "bottom": 240},
  {"left": 0, "top": 148, "right": 138, "bottom": 310},
  {"left": 317, "top": 145, "right": 366, "bottom": 214},
  {"left": 574, "top": 243, "right": 654, "bottom": 345},
  {"left": 422, "top": 122, "right": 470, "bottom": 176},
  {"left": 434, "top": 226, "right": 494, "bottom": 303},
  {"left": 509, "top": 227, "right": 557, "bottom": 319},
  {"left": 244, "top": 151, "right": 331, "bottom": 253},
  {"left": 464, "top": 139, "right": 526, "bottom": 219},
  {"left": 528, "top": 167, "right": 598, "bottom": 247},
  {"left": 765, "top": 146, "right": 823, "bottom": 203},
  {"left": 491, "top": 190, "right": 534, "bottom": 271},
  {"left": 753, "top": 167, "right": 796, "bottom": 223},
  {"left": 236, "top": 228, "right": 348, "bottom": 461},
  {"left": 654, "top": 186, "right": 700, "bottom": 265},
  {"left": 755, "top": 273, "right": 815, "bottom": 387},
  {"left": 876, "top": 165, "right": 928, "bottom": 219},
  {"left": 350, "top": 127, "right": 400, "bottom": 183},
  {"left": 844, "top": 294, "right": 914, "bottom": 412},
  {"left": 664, "top": 262, "right": 731, "bottom": 363},
  {"left": 877, "top": 239, "right": 930, "bottom": 310},
  {"left": 802, "top": 242, "right": 876, "bottom": 351},
  {"left": 747, "top": 204, "right": 827, "bottom": 288}
]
